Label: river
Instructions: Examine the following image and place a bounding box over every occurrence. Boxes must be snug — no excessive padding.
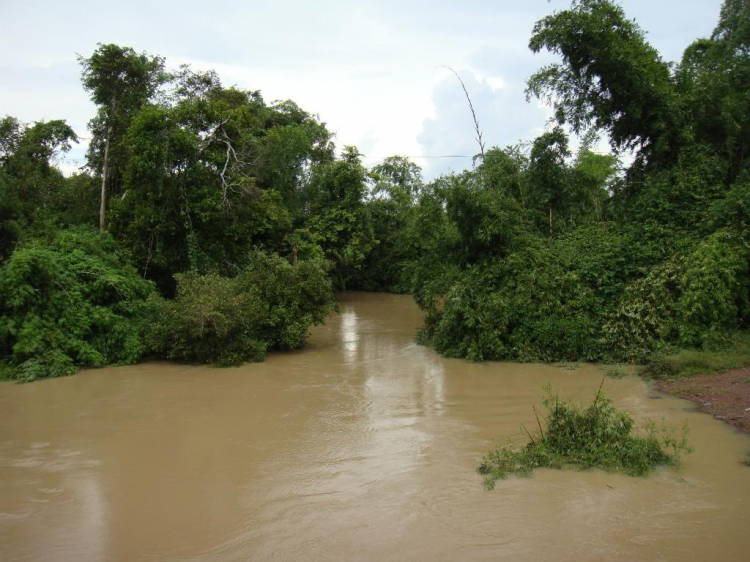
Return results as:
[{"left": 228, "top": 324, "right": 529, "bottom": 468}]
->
[{"left": 1, "top": 292, "right": 749, "bottom": 561}]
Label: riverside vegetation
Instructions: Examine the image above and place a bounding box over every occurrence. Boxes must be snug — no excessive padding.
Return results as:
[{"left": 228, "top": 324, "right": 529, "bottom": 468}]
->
[{"left": 1, "top": 0, "right": 749, "bottom": 384}]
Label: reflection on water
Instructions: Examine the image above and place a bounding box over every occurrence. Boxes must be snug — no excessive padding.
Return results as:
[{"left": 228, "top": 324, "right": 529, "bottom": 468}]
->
[
  {"left": 1, "top": 292, "right": 749, "bottom": 561},
  {"left": 338, "top": 307, "right": 359, "bottom": 364}
]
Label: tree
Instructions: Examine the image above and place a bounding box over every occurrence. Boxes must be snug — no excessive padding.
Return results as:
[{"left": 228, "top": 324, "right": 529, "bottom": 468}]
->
[
  {"left": 526, "top": 0, "right": 682, "bottom": 161},
  {"left": 526, "top": 127, "right": 571, "bottom": 235},
  {"left": 79, "top": 44, "right": 166, "bottom": 231},
  {"left": 304, "top": 147, "right": 374, "bottom": 288},
  {"left": 676, "top": 0, "right": 750, "bottom": 183},
  {"left": 352, "top": 156, "right": 423, "bottom": 291},
  {"left": 570, "top": 148, "right": 618, "bottom": 223},
  {"left": 476, "top": 145, "right": 528, "bottom": 203},
  {"left": 370, "top": 155, "right": 423, "bottom": 205},
  {"left": 0, "top": 116, "right": 77, "bottom": 259},
  {"left": 108, "top": 69, "right": 333, "bottom": 293}
]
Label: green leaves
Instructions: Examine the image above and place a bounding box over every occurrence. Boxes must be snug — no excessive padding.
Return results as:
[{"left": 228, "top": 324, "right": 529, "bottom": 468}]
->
[
  {"left": 478, "top": 388, "right": 691, "bottom": 489},
  {"left": 0, "top": 228, "right": 156, "bottom": 381},
  {"left": 0, "top": 117, "right": 78, "bottom": 259},
  {"left": 104, "top": 64, "right": 335, "bottom": 291},
  {"left": 527, "top": 0, "right": 681, "bottom": 158},
  {"left": 304, "top": 149, "right": 375, "bottom": 288},
  {"left": 79, "top": 44, "right": 166, "bottom": 110},
  {"left": 677, "top": 231, "right": 749, "bottom": 345},
  {"left": 409, "top": 0, "right": 750, "bottom": 367},
  {"left": 146, "top": 250, "right": 336, "bottom": 366},
  {"left": 603, "top": 230, "right": 749, "bottom": 359}
]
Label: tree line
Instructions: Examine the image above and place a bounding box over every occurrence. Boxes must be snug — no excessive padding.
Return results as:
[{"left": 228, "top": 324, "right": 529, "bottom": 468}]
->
[{"left": 1, "top": 0, "right": 748, "bottom": 380}]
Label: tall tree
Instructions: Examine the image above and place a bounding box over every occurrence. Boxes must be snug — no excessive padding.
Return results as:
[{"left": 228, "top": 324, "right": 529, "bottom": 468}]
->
[
  {"left": 370, "top": 155, "right": 423, "bottom": 205},
  {"left": 79, "top": 44, "right": 165, "bottom": 231},
  {"left": 351, "top": 156, "right": 423, "bottom": 291},
  {"left": 570, "top": 148, "right": 618, "bottom": 223},
  {"left": 0, "top": 116, "right": 77, "bottom": 258},
  {"left": 677, "top": 0, "right": 750, "bottom": 183},
  {"left": 477, "top": 145, "right": 528, "bottom": 203},
  {"left": 108, "top": 70, "right": 333, "bottom": 292},
  {"left": 526, "top": 127, "right": 571, "bottom": 235},
  {"left": 526, "top": 0, "right": 682, "bottom": 162},
  {"left": 304, "top": 147, "right": 374, "bottom": 288}
]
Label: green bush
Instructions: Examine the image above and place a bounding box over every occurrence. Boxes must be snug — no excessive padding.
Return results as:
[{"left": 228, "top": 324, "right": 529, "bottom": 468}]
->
[
  {"left": 478, "top": 387, "right": 691, "bottom": 489},
  {"left": 703, "top": 176, "right": 750, "bottom": 235},
  {"left": 147, "top": 250, "right": 336, "bottom": 366},
  {"left": 420, "top": 234, "right": 606, "bottom": 363},
  {"left": 0, "top": 228, "right": 156, "bottom": 381},
  {"left": 677, "top": 231, "right": 749, "bottom": 346},
  {"left": 603, "top": 231, "right": 749, "bottom": 360},
  {"left": 601, "top": 258, "right": 683, "bottom": 361}
]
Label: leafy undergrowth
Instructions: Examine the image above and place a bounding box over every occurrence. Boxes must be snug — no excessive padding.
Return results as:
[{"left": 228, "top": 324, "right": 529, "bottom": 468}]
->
[
  {"left": 478, "top": 384, "right": 691, "bottom": 490},
  {"left": 0, "top": 228, "right": 156, "bottom": 382},
  {"left": 641, "top": 332, "right": 750, "bottom": 379}
]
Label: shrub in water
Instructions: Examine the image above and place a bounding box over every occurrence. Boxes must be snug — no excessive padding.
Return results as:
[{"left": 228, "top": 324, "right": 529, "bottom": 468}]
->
[
  {"left": 478, "top": 385, "right": 691, "bottom": 489},
  {"left": 147, "top": 250, "right": 336, "bottom": 366}
]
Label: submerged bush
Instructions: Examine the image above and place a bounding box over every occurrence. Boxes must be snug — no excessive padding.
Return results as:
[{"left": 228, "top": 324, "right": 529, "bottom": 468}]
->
[
  {"left": 147, "top": 250, "right": 336, "bottom": 366},
  {"left": 420, "top": 233, "right": 607, "bottom": 363},
  {"left": 478, "top": 386, "right": 691, "bottom": 489},
  {"left": 0, "top": 228, "right": 156, "bottom": 381}
]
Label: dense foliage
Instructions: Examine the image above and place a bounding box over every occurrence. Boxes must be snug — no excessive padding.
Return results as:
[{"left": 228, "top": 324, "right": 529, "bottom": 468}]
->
[
  {"left": 408, "top": 0, "right": 750, "bottom": 365},
  {"left": 147, "top": 251, "right": 335, "bottom": 366},
  {"left": 1, "top": 0, "right": 749, "bottom": 380},
  {"left": 478, "top": 387, "right": 691, "bottom": 489},
  {"left": 0, "top": 117, "right": 78, "bottom": 259},
  {"left": 0, "top": 228, "right": 155, "bottom": 381}
]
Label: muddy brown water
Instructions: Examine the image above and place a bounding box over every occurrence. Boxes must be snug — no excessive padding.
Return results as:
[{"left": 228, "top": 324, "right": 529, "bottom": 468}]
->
[{"left": 1, "top": 293, "right": 749, "bottom": 561}]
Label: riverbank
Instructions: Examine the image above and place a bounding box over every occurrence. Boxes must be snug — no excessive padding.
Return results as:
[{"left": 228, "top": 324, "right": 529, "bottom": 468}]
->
[{"left": 657, "top": 367, "right": 750, "bottom": 434}]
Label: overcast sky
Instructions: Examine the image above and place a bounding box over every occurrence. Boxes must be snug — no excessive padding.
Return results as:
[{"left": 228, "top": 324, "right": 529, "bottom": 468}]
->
[{"left": 1, "top": 0, "right": 725, "bottom": 178}]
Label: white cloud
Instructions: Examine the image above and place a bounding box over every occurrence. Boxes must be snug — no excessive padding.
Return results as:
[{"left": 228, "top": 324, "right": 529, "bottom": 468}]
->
[
  {"left": 417, "top": 68, "right": 551, "bottom": 178},
  {"left": 485, "top": 77, "right": 505, "bottom": 92}
]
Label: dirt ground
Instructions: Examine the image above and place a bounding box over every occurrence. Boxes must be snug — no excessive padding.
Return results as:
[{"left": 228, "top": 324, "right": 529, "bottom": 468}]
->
[{"left": 657, "top": 367, "right": 750, "bottom": 434}]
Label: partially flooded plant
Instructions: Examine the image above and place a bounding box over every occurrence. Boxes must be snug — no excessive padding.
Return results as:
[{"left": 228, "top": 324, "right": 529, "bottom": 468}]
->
[
  {"left": 478, "top": 382, "right": 692, "bottom": 489},
  {"left": 604, "top": 365, "right": 628, "bottom": 379}
]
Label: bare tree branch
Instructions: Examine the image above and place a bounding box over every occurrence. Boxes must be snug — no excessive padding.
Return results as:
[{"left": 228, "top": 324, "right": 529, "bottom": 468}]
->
[
  {"left": 197, "top": 118, "right": 230, "bottom": 152},
  {"left": 441, "top": 66, "right": 485, "bottom": 159}
]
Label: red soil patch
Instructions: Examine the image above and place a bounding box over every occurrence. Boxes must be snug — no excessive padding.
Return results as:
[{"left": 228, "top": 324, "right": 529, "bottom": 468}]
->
[{"left": 657, "top": 367, "right": 750, "bottom": 433}]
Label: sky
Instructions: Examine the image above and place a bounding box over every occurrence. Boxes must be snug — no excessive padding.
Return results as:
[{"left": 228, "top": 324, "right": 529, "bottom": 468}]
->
[{"left": 1, "top": 0, "right": 725, "bottom": 179}]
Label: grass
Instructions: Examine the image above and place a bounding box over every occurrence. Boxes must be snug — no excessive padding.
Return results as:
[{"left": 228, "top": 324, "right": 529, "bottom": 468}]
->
[
  {"left": 604, "top": 365, "right": 628, "bottom": 379},
  {"left": 641, "top": 332, "right": 750, "bottom": 380},
  {"left": 477, "top": 383, "right": 691, "bottom": 490}
]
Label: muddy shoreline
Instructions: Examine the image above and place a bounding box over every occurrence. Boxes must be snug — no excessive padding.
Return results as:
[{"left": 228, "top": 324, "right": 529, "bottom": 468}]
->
[{"left": 656, "top": 367, "right": 750, "bottom": 434}]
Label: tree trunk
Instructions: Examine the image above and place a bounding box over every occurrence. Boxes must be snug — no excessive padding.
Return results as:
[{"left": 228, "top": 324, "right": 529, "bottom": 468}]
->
[
  {"left": 99, "top": 123, "right": 112, "bottom": 232},
  {"left": 99, "top": 96, "right": 116, "bottom": 233},
  {"left": 548, "top": 204, "right": 553, "bottom": 236}
]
